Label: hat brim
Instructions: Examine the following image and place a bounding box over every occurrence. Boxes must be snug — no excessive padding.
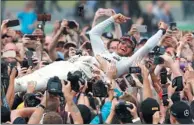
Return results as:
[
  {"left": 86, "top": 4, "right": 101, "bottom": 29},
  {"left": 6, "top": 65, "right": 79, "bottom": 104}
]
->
[
  {"left": 64, "top": 43, "right": 77, "bottom": 48},
  {"left": 176, "top": 117, "right": 194, "bottom": 124}
]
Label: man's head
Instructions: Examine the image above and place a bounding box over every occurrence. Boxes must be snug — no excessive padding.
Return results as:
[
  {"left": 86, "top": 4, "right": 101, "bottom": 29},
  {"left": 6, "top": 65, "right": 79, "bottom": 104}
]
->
[
  {"left": 24, "top": 1, "right": 34, "bottom": 11},
  {"left": 44, "top": 36, "right": 52, "bottom": 52},
  {"left": 140, "top": 98, "right": 160, "bottom": 124},
  {"left": 107, "top": 39, "right": 120, "bottom": 53},
  {"left": 170, "top": 101, "right": 194, "bottom": 124},
  {"left": 137, "top": 38, "right": 148, "bottom": 49},
  {"left": 56, "top": 41, "right": 65, "bottom": 53},
  {"left": 116, "top": 36, "right": 136, "bottom": 56},
  {"left": 64, "top": 42, "right": 77, "bottom": 58},
  {"left": 42, "top": 112, "right": 63, "bottom": 124}
]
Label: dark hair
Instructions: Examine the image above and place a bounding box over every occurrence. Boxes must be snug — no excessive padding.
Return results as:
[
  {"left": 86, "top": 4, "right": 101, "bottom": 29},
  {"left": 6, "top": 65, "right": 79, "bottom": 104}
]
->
[
  {"left": 56, "top": 41, "right": 65, "bottom": 48},
  {"left": 43, "top": 112, "right": 63, "bottom": 124},
  {"left": 107, "top": 39, "right": 121, "bottom": 49}
]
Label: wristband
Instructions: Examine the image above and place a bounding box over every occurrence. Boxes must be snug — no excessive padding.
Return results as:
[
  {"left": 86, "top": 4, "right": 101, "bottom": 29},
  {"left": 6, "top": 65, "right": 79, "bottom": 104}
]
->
[
  {"left": 160, "top": 28, "right": 166, "bottom": 35},
  {"left": 132, "top": 117, "right": 140, "bottom": 123},
  {"left": 80, "top": 92, "right": 85, "bottom": 96},
  {"left": 37, "top": 104, "right": 45, "bottom": 109}
]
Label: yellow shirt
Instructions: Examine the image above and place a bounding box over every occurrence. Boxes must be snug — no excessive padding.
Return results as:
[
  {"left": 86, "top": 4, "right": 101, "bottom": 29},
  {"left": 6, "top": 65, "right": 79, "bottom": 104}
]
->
[{"left": 17, "top": 102, "right": 24, "bottom": 109}]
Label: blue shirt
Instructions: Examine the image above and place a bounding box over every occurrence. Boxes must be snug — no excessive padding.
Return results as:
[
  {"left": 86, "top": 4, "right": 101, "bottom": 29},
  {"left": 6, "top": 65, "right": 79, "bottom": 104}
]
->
[
  {"left": 17, "top": 11, "right": 37, "bottom": 34},
  {"left": 57, "top": 52, "right": 65, "bottom": 60}
]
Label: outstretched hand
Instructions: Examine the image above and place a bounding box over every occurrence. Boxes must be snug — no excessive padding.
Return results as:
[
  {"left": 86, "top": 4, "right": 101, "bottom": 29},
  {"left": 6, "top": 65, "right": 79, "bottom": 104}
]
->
[{"left": 113, "top": 13, "right": 130, "bottom": 24}]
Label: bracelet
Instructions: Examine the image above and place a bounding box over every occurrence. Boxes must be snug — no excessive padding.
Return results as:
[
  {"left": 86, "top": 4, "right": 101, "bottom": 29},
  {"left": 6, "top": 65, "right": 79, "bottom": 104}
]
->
[
  {"left": 132, "top": 117, "right": 140, "bottom": 123},
  {"left": 37, "top": 104, "right": 45, "bottom": 109}
]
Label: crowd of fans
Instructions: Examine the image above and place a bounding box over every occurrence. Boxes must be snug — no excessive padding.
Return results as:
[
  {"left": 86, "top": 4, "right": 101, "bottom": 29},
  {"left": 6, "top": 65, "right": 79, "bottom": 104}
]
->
[{"left": 1, "top": 1, "right": 194, "bottom": 124}]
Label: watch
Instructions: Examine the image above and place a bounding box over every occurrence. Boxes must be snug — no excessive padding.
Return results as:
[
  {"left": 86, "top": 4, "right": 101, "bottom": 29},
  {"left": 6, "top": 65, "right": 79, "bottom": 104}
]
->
[{"left": 37, "top": 104, "right": 45, "bottom": 109}]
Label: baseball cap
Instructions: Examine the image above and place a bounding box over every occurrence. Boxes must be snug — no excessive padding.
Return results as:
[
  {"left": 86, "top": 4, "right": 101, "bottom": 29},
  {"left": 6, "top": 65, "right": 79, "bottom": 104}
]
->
[
  {"left": 120, "top": 35, "right": 137, "bottom": 49},
  {"left": 140, "top": 98, "right": 160, "bottom": 124},
  {"left": 170, "top": 101, "right": 194, "bottom": 124},
  {"left": 191, "top": 100, "right": 194, "bottom": 115},
  {"left": 64, "top": 42, "right": 77, "bottom": 49}
]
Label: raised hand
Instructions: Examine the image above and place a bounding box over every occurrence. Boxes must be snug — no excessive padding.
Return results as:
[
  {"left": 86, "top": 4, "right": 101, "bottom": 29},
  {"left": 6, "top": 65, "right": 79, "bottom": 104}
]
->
[{"left": 112, "top": 13, "right": 130, "bottom": 24}]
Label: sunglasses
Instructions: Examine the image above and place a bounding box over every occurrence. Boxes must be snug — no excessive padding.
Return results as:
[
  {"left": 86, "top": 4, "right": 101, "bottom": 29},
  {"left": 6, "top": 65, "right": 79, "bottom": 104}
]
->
[
  {"left": 120, "top": 40, "right": 133, "bottom": 48},
  {"left": 1, "top": 34, "right": 12, "bottom": 39}
]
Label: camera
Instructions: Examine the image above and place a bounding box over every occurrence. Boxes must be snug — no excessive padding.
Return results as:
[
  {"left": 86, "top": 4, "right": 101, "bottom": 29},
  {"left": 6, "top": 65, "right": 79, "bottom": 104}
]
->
[
  {"left": 67, "top": 71, "right": 85, "bottom": 92},
  {"left": 154, "top": 56, "right": 164, "bottom": 65},
  {"left": 152, "top": 46, "right": 166, "bottom": 56},
  {"left": 149, "top": 46, "right": 165, "bottom": 65},
  {"left": 115, "top": 100, "right": 134, "bottom": 123},
  {"left": 47, "top": 76, "right": 63, "bottom": 96},
  {"left": 162, "top": 88, "right": 169, "bottom": 106},
  {"left": 169, "top": 22, "right": 177, "bottom": 31},
  {"left": 37, "top": 13, "right": 51, "bottom": 21},
  {"left": 92, "top": 80, "right": 108, "bottom": 97},
  {"left": 172, "top": 76, "right": 183, "bottom": 91},
  {"left": 47, "top": 76, "right": 65, "bottom": 111},
  {"left": 24, "top": 93, "right": 41, "bottom": 107},
  {"left": 160, "top": 68, "right": 167, "bottom": 84}
]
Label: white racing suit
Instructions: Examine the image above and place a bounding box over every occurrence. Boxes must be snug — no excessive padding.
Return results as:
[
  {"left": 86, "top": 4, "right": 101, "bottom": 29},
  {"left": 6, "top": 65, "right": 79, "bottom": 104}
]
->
[{"left": 14, "top": 16, "right": 163, "bottom": 92}]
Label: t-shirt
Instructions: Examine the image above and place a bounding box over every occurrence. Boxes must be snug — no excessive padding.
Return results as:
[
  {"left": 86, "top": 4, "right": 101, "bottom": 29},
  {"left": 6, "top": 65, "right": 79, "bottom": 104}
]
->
[
  {"left": 57, "top": 51, "right": 65, "bottom": 60},
  {"left": 17, "top": 11, "right": 37, "bottom": 34}
]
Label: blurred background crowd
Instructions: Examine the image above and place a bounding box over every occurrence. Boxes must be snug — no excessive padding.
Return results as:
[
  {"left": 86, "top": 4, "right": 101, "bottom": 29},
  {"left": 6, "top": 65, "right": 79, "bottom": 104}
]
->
[{"left": 1, "top": 0, "right": 194, "bottom": 35}]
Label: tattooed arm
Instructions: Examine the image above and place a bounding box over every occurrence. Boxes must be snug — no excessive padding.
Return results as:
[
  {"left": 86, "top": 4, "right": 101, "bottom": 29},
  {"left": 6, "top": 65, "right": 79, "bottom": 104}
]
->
[
  {"left": 63, "top": 81, "right": 83, "bottom": 124},
  {"left": 28, "top": 91, "right": 47, "bottom": 124}
]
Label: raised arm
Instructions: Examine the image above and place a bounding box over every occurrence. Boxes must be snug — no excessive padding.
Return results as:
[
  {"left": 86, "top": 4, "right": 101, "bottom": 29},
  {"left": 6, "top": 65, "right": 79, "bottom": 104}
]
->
[
  {"left": 89, "top": 17, "right": 115, "bottom": 55},
  {"left": 116, "top": 23, "right": 167, "bottom": 76},
  {"left": 48, "top": 28, "right": 63, "bottom": 61}
]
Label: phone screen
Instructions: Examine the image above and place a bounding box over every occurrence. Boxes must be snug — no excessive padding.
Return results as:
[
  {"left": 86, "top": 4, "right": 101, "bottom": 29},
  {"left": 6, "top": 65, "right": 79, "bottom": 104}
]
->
[
  {"left": 125, "top": 74, "right": 136, "bottom": 87},
  {"left": 68, "top": 21, "right": 77, "bottom": 29},
  {"left": 170, "top": 22, "right": 177, "bottom": 30},
  {"left": 129, "top": 67, "right": 141, "bottom": 73},
  {"left": 136, "top": 25, "right": 147, "bottom": 33},
  {"left": 116, "top": 79, "right": 127, "bottom": 92}
]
